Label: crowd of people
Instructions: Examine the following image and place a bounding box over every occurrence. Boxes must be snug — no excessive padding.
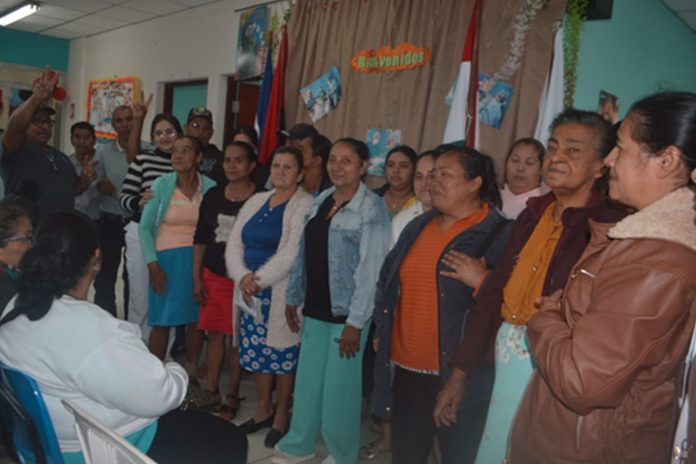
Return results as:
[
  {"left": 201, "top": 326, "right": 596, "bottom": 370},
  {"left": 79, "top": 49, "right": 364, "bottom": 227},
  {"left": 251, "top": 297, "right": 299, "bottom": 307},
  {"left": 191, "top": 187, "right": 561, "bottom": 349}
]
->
[{"left": 0, "top": 66, "right": 695, "bottom": 464}]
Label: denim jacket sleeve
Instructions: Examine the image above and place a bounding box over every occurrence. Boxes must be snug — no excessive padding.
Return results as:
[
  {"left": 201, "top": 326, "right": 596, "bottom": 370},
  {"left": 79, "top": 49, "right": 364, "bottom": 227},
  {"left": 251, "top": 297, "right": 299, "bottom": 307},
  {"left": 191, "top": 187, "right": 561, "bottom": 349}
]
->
[
  {"left": 285, "top": 231, "right": 307, "bottom": 307},
  {"left": 346, "top": 200, "right": 391, "bottom": 329}
]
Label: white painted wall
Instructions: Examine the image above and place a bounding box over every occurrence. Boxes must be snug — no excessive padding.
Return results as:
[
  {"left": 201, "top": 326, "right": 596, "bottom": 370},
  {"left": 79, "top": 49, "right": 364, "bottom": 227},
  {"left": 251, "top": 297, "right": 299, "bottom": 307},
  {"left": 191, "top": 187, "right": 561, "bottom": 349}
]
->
[{"left": 60, "top": 0, "right": 264, "bottom": 153}]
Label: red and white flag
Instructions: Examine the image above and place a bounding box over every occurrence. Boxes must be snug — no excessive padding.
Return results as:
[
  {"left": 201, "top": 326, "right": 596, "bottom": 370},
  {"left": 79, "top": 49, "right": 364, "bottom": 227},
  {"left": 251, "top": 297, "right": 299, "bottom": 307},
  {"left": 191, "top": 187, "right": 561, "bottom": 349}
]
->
[
  {"left": 258, "top": 26, "right": 288, "bottom": 166},
  {"left": 534, "top": 25, "right": 565, "bottom": 145},
  {"left": 443, "top": 0, "right": 482, "bottom": 148}
]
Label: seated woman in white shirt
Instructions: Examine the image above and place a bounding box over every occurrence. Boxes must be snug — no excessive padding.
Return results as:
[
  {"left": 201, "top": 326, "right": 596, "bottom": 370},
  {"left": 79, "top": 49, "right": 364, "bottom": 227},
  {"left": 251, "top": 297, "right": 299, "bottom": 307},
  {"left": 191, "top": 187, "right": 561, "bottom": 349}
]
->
[
  {"left": 0, "top": 211, "right": 247, "bottom": 464},
  {"left": 500, "top": 138, "right": 549, "bottom": 219}
]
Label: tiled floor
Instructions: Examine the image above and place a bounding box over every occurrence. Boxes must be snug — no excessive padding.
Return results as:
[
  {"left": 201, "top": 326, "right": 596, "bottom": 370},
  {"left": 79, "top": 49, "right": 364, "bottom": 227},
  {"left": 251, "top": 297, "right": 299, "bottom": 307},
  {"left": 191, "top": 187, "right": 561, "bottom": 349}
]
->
[{"left": 193, "top": 365, "right": 391, "bottom": 464}]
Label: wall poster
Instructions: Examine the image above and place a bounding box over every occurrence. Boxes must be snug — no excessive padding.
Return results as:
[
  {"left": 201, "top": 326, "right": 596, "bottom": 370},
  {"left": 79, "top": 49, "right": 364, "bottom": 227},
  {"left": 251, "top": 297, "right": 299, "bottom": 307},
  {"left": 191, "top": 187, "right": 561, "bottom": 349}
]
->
[{"left": 86, "top": 76, "right": 139, "bottom": 139}]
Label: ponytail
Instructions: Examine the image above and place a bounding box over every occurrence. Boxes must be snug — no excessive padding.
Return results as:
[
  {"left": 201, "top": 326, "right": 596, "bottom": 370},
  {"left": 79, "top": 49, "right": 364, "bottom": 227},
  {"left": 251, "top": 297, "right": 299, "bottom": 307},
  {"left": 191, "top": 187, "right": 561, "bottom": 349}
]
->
[
  {"left": 0, "top": 211, "right": 98, "bottom": 328},
  {"left": 479, "top": 154, "right": 502, "bottom": 209},
  {"left": 434, "top": 144, "right": 502, "bottom": 209}
]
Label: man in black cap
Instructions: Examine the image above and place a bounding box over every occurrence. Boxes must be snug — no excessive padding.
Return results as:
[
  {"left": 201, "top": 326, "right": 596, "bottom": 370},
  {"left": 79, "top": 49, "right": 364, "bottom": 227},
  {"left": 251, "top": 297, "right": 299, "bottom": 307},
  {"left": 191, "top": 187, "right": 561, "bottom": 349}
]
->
[
  {"left": 185, "top": 107, "right": 225, "bottom": 186},
  {"left": 0, "top": 69, "right": 88, "bottom": 221}
]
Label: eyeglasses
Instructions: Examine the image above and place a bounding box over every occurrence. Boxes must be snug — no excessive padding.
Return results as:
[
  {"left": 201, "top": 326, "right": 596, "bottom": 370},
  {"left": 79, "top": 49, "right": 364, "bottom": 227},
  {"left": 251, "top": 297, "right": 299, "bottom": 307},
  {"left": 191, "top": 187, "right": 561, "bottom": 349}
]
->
[
  {"left": 3, "top": 235, "right": 32, "bottom": 245},
  {"left": 31, "top": 118, "right": 55, "bottom": 126},
  {"left": 153, "top": 129, "right": 178, "bottom": 139}
]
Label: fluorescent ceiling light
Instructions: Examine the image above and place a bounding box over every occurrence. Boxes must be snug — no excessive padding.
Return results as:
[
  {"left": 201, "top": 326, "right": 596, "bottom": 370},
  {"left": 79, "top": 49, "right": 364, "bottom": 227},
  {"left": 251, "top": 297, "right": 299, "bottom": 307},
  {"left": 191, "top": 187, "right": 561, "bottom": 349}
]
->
[{"left": 0, "top": 2, "right": 41, "bottom": 27}]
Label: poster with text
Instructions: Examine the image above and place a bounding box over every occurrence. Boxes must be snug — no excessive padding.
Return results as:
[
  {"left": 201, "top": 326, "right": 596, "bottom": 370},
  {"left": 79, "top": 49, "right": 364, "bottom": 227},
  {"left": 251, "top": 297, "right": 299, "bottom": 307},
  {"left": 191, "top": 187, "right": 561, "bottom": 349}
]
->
[
  {"left": 86, "top": 77, "right": 139, "bottom": 139},
  {"left": 478, "top": 72, "right": 513, "bottom": 130},
  {"left": 236, "top": 6, "right": 267, "bottom": 79},
  {"left": 300, "top": 66, "right": 342, "bottom": 122},
  {"left": 366, "top": 128, "right": 401, "bottom": 176}
]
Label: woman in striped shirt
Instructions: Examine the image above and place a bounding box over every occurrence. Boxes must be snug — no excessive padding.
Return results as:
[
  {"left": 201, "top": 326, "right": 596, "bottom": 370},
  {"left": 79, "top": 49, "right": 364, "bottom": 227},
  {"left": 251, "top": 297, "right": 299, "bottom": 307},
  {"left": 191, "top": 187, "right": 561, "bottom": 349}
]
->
[{"left": 120, "top": 113, "right": 181, "bottom": 348}]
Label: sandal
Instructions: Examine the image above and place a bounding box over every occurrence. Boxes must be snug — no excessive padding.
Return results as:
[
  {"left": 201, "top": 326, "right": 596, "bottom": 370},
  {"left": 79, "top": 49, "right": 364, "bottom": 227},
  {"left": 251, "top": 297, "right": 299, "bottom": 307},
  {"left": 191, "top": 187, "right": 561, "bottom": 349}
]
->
[
  {"left": 217, "top": 394, "right": 244, "bottom": 421},
  {"left": 359, "top": 439, "right": 391, "bottom": 460},
  {"left": 186, "top": 388, "right": 221, "bottom": 412}
]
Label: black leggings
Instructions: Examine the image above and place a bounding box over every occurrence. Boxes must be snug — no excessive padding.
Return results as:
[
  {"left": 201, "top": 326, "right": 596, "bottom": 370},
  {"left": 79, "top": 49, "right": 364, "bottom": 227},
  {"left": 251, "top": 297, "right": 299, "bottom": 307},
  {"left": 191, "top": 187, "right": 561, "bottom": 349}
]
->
[
  {"left": 391, "top": 366, "right": 493, "bottom": 464},
  {"left": 146, "top": 410, "right": 247, "bottom": 463}
]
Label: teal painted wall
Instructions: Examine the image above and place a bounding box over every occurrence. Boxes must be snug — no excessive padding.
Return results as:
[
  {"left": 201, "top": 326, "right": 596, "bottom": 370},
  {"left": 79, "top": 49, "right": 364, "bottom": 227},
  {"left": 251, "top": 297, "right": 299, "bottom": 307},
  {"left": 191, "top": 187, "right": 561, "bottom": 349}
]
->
[
  {"left": 0, "top": 28, "right": 70, "bottom": 71},
  {"left": 574, "top": 0, "right": 696, "bottom": 116},
  {"left": 172, "top": 84, "right": 208, "bottom": 127}
]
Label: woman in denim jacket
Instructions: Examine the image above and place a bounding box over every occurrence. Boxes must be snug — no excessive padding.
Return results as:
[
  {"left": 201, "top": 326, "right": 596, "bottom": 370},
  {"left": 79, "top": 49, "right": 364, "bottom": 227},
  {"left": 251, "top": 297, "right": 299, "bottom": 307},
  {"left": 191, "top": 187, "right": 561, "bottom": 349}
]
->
[{"left": 273, "top": 138, "right": 391, "bottom": 464}]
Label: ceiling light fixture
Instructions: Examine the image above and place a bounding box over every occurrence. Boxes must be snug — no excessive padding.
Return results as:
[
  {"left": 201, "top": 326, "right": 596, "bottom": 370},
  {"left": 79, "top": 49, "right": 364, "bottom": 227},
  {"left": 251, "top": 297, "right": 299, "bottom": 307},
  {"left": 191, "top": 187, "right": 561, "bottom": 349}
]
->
[{"left": 0, "top": 2, "right": 41, "bottom": 27}]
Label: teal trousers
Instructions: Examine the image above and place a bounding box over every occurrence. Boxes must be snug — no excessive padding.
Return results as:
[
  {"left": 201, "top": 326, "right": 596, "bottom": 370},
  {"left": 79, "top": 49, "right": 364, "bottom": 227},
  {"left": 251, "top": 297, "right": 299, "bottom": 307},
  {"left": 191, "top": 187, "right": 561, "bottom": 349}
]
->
[{"left": 277, "top": 317, "right": 369, "bottom": 464}]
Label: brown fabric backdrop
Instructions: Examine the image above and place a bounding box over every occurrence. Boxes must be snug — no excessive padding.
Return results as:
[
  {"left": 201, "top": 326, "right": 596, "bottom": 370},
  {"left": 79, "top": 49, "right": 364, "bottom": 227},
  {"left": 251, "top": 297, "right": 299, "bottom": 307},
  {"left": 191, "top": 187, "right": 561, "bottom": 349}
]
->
[{"left": 284, "top": 0, "right": 566, "bottom": 181}]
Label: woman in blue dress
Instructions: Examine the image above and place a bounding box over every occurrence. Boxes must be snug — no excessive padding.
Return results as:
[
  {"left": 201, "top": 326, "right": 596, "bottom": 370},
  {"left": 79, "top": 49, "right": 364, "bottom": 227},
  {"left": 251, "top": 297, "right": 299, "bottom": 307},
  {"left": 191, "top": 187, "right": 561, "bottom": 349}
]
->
[{"left": 226, "top": 146, "right": 313, "bottom": 448}]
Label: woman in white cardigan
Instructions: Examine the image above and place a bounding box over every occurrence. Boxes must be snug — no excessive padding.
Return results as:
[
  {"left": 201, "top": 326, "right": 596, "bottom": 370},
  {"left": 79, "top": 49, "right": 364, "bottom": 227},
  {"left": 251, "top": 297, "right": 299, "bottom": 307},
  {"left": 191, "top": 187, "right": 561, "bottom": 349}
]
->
[{"left": 226, "top": 145, "right": 313, "bottom": 448}]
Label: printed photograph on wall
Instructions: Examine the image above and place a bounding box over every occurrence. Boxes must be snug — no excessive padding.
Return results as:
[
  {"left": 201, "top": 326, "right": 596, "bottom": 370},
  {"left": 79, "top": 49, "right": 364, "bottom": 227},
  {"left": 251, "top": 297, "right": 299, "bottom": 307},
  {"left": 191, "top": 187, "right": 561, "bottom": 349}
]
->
[
  {"left": 478, "top": 72, "right": 513, "bottom": 129},
  {"left": 236, "top": 6, "right": 267, "bottom": 79},
  {"left": 86, "top": 77, "right": 139, "bottom": 139},
  {"left": 300, "top": 66, "right": 342, "bottom": 122},
  {"left": 598, "top": 90, "right": 619, "bottom": 123},
  {"left": 366, "top": 128, "right": 401, "bottom": 176}
]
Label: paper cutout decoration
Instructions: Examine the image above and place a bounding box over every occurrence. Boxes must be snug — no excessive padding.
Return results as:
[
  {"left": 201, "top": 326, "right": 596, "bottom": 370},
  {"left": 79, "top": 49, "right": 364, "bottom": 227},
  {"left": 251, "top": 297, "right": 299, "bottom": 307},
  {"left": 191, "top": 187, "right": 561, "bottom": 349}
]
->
[
  {"left": 87, "top": 77, "right": 139, "bottom": 139},
  {"left": 478, "top": 72, "right": 513, "bottom": 130},
  {"left": 366, "top": 128, "right": 401, "bottom": 176},
  {"left": 300, "top": 66, "right": 342, "bottom": 122},
  {"left": 351, "top": 43, "right": 431, "bottom": 73}
]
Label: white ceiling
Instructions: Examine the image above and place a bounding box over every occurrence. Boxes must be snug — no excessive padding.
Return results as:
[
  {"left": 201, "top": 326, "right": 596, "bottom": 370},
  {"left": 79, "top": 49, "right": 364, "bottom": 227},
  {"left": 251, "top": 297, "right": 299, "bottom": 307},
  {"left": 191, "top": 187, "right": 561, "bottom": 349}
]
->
[
  {"left": 663, "top": 0, "right": 696, "bottom": 32},
  {"left": 0, "top": 0, "right": 220, "bottom": 39}
]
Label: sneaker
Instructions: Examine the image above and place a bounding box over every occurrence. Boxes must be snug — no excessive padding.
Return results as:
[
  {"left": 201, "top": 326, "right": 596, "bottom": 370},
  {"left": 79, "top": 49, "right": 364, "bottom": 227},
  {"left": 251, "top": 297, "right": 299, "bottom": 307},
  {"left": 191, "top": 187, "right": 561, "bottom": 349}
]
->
[
  {"left": 271, "top": 447, "right": 316, "bottom": 464},
  {"left": 321, "top": 456, "right": 337, "bottom": 464}
]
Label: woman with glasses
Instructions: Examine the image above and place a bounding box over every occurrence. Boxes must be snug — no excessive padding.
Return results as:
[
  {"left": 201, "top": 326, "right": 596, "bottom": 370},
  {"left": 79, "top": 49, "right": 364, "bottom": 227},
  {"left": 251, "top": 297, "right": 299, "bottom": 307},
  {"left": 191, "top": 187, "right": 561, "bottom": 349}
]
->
[
  {"left": 0, "top": 203, "right": 32, "bottom": 309},
  {"left": 120, "top": 113, "right": 181, "bottom": 345},
  {"left": 0, "top": 210, "right": 248, "bottom": 464}
]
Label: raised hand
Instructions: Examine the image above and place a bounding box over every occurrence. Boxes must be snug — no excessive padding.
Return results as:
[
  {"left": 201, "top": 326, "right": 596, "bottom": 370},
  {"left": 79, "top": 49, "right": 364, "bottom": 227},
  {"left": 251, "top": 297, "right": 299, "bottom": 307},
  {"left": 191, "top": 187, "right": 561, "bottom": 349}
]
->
[
  {"left": 31, "top": 67, "right": 59, "bottom": 103},
  {"left": 132, "top": 91, "right": 153, "bottom": 120}
]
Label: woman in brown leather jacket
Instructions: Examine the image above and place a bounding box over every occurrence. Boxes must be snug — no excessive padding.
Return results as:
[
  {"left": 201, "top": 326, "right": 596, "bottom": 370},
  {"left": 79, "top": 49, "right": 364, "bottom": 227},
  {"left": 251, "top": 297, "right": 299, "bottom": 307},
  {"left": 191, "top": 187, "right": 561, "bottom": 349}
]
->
[{"left": 509, "top": 92, "right": 696, "bottom": 463}]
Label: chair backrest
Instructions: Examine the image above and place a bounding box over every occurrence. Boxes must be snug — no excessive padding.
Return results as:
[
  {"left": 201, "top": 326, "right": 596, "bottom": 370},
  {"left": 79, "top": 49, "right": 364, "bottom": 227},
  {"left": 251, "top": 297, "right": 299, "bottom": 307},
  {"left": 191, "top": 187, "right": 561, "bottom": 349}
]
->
[
  {"left": 0, "top": 381, "right": 43, "bottom": 463},
  {"left": 0, "top": 362, "right": 64, "bottom": 464},
  {"left": 61, "top": 400, "right": 157, "bottom": 464}
]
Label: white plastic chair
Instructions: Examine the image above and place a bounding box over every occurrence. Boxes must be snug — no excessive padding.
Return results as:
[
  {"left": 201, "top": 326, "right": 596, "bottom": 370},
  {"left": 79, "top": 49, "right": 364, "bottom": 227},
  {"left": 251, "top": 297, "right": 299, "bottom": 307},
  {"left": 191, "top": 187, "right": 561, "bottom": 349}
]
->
[{"left": 61, "top": 400, "right": 157, "bottom": 464}]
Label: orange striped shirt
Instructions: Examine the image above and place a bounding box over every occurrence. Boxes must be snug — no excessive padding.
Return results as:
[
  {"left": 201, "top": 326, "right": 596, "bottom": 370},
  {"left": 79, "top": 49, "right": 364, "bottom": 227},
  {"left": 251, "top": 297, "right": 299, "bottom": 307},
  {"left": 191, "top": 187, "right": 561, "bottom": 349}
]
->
[{"left": 391, "top": 204, "right": 489, "bottom": 373}]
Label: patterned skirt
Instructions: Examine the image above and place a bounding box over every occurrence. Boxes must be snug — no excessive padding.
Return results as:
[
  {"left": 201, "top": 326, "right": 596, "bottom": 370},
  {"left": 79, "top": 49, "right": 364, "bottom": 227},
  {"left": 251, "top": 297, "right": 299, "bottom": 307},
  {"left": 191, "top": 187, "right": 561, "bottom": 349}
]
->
[{"left": 239, "top": 287, "right": 299, "bottom": 374}]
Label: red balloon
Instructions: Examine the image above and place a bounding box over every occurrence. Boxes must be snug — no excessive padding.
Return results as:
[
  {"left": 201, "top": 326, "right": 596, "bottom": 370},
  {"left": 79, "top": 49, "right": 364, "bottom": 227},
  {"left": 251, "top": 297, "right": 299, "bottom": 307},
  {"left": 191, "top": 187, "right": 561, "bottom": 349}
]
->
[{"left": 53, "top": 87, "right": 67, "bottom": 101}]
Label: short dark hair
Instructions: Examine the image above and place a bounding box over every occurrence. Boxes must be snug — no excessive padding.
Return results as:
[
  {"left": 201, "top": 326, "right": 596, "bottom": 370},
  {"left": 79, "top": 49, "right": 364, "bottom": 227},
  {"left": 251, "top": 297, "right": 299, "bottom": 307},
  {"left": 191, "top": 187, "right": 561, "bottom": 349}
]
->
[
  {"left": 434, "top": 144, "right": 502, "bottom": 209},
  {"left": 505, "top": 138, "right": 545, "bottom": 164},
  {"left": 385, "top": 145, "right": 418, "bottom": 169},
  {"left": 0, "top": 204, "right": 30, "bottom": 248},
  {"left": 311, "top": 134, "right": 332, "bottom": 164},
  {"left": 333, "top": 138, "right": 369, "bottom": 162},
  {"left": 70, "top": 121, "right": 95, "bottom": 138},
  {"left": 150, "top": 113, "right": 183, "bottom": 140},
  {"left": 176, "top": 135, "right": 202, "bottom": 154},
  {"left": 628, "top": 91, "right": 696, "bottom": 178},
  {"left": 270, "top": 145, "right": 304, "bottom": 171},
  {"left": 550, "top": 109, "right": 616, "bottom": 159},
  {"left": 231, "top": 126, "right": 259, "bottom": 148},
  {"left": 224, "top": 141, "right": 257, "bottom": 164}
]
